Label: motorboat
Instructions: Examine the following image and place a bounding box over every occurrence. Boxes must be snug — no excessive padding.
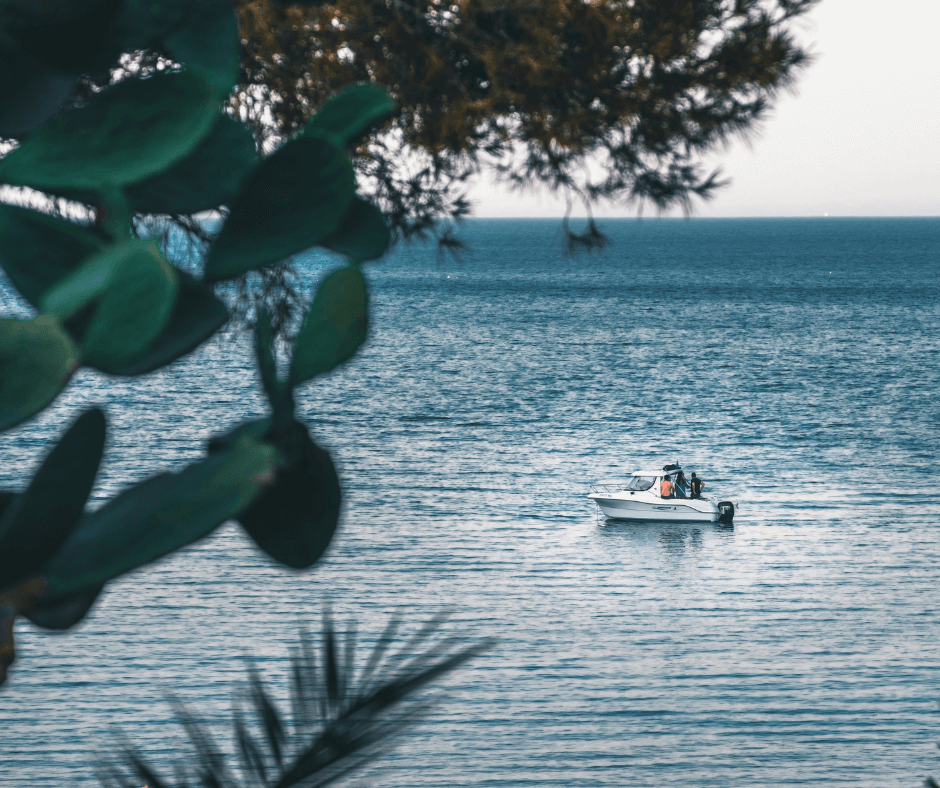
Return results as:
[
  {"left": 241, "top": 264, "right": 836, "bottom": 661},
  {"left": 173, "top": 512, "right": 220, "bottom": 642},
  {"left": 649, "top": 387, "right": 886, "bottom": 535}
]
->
[{"left": 588, "top": 463, "right": 735, "bottom": 523}]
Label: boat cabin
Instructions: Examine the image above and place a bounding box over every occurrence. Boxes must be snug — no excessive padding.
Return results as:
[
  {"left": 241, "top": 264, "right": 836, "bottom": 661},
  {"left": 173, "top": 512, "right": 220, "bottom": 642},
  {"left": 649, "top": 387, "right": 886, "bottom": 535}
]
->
[
  {"left": 618, "top": 467, "right": 689, "bottom": 498},
  {"left": 590, "top": 466, "right": 693, "bottom": 499}
]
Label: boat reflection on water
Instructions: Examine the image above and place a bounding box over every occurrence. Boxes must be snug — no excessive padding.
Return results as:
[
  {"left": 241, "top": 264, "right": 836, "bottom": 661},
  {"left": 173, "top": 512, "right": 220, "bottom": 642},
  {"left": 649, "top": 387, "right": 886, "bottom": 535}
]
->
[{"left": 597, "top": 517, "right": 734, "bottom": 555}]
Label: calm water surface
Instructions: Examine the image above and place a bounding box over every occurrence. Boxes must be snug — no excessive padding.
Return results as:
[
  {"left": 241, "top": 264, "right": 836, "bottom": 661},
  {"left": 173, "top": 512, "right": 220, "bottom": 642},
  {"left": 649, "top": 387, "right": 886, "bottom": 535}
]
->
[{"left": 2, "top": 218, "right": 939, "bottom": 787}]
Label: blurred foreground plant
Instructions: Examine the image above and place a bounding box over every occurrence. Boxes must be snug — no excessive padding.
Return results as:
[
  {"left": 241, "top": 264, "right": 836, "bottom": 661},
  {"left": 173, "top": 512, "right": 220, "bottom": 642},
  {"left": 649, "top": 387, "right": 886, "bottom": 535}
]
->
[
  {"left": 0, "top": 0, "right": 393, "bottom": 686},
  {"left": 96, "top": 613, "right": 491, "bottom": 788}
]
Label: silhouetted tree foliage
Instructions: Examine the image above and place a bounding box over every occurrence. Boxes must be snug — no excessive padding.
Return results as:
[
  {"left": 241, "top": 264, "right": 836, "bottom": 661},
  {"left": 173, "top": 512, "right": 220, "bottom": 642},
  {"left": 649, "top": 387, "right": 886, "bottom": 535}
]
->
[{"left": 234, "top": 0, "right": 817, "bottom": 244}]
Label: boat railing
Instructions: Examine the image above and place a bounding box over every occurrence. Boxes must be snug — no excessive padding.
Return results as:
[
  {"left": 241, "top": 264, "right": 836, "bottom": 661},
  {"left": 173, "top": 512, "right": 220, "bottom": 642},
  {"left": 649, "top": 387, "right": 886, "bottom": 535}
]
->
[{"left": 590, "top": 482, "right": 631, "bottom": 494}]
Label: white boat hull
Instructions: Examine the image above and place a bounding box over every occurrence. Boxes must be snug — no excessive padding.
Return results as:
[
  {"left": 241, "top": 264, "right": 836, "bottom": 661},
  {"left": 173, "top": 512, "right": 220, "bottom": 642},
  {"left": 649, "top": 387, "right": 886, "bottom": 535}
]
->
[{"left": 588, "top": 492, "right": 721, "bottom": 522}]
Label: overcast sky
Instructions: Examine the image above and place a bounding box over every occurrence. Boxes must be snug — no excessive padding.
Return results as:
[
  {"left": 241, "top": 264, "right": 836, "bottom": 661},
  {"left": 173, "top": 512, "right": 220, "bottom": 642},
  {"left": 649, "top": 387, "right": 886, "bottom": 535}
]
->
[{"left": 468, "top": 0, "right": 940, "bottom": 218}]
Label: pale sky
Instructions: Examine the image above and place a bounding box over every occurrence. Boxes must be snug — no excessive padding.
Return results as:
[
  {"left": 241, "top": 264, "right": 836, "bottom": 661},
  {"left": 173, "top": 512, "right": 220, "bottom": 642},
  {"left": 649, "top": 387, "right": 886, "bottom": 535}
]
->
[{"left": 469, "top": 0, "right": 940, "bottom": 218}]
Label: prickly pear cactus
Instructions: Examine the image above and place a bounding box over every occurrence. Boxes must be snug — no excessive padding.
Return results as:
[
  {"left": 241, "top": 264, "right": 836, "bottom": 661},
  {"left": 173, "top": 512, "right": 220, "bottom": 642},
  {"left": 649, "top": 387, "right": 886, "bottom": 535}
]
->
[{"left": 0, "top": 0, "right": 393, "bottom": 686}]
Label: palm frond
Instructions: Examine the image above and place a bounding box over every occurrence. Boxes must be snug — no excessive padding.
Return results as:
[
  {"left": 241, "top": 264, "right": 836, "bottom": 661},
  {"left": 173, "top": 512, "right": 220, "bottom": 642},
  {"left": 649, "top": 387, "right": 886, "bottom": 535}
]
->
[{"left": 97, "top": 612, "right": 491, "bottom": 788}]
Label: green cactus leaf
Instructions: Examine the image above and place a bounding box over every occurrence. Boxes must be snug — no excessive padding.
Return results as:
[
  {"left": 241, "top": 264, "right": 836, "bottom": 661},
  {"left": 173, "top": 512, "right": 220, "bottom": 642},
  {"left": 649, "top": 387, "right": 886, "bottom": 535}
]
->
[
  {"left": 40, "top": 241, "right": 129, "bottom": 319},
  {"left": 0, "top": 70, "right": 222, "bottom": 192},
  {"left": 0, "top": 205, "right": 103, "bottom": 307},
  {"left": 203, "top": 135, "right": 356, "bottom": 282},
  {"left": 253, "top": 308, "right": 293, "bottom": 417},
  {"left": 302, "top": 83, "right": 395, "bottom": 143},
  {"left": 42, "top": 240, "right": 180, "bottom": 369},
  {"left": 207, "top": 419, "right": 272, "bottom": 456},
  {"left": 255, "top": 310, "right": 278, "bottom": 392},
  {"left": 108, "top": 0, "right": 192, "bottom": 43},
  {"left": 0, "top": 54, "right": 76, "bottom": 138},
  {"left": 0, "top": 409, "right": 106, "bottom": 593},
  {"left": 82, "top": 249, "right": 179, "bottom": 368},
  {"left": 25, "top": 585, "right": 103, "bottom": 630},
  {"left": 0, "top": 316, "right": 79, "bottom": 432},
  {"left": 41, "top": 437, "right": 281, "bottom": 601},
  {"left": 0, "top": 0, "right": 124, "bottom": 75},
  {"left": 0, "top": 494, "right": 16, "bottom": 524},
  {"left": 238, "top": 422, "right": 341, "bottom": 569},
  {"left": 110, "top": 0, "right": 239, "bottom": 89},
  {"left": 321, "top": 197, "right": 390, "bottom": 262},
  {"left": 162, "top": 0, "right": 241, "bottom": 90},
  {"left": 290, "top": 266, "right": 368, "bottom": 385},
  {"left": 127, "top": 115, "right": 258, "bottom": 215},
  {"left": 90, "top": 272, "right": 228, "bottom": 376}
]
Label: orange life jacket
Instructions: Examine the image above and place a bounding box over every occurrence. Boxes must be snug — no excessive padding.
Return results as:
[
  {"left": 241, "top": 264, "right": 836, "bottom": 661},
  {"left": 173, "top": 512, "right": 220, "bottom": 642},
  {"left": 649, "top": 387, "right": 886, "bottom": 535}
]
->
[{"left": 661, "top": 479, "right": 673, "bottom": 498}]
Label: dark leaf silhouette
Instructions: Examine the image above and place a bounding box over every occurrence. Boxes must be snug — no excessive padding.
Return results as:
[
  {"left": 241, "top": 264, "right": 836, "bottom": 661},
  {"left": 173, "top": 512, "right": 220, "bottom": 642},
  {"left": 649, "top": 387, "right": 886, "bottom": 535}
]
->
[
  {"left": 0, "top": 316, "right": 79, "bottom": 432},
  {"left": 0, "top": 408, "right": 105, "bottom": 593},
  {"left": 97, "top": 613, "right": 491, "bottom": 787},
  {"left": 0, "top": 70, "right": 223, "bottom": 193}
]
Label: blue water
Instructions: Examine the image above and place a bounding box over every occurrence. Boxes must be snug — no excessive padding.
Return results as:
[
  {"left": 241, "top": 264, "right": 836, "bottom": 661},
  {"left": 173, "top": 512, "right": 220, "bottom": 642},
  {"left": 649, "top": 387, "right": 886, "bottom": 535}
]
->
[{"left": 2, "top": 218, "right": 939, "bottom": 787}]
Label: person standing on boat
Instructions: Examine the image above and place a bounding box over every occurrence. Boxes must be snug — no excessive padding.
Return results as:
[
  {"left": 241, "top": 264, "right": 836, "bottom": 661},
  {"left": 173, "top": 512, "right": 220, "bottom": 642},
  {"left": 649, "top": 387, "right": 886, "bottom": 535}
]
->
[
  {"left": 673, "top": 469, "right": 687, "bottom": 498},
  {"left": 690, "top": 473, "right": 705, "bottom": 499},
  {"left": 660, "top": 475, "right": 674, "bottom": 499}
]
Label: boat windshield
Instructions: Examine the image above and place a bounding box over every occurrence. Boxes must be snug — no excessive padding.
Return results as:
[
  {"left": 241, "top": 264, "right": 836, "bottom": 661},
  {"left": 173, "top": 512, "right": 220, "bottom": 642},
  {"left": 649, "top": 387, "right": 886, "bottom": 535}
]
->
[{"left": 626, "top": 475, "right": 656, "bottom": 491}]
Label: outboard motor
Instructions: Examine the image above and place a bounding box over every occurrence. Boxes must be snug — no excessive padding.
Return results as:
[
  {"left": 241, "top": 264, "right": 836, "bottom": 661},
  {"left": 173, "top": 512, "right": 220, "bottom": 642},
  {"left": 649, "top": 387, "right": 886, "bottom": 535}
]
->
[{"left": 717, "top": 501, "right": 735, "bottom": 524}]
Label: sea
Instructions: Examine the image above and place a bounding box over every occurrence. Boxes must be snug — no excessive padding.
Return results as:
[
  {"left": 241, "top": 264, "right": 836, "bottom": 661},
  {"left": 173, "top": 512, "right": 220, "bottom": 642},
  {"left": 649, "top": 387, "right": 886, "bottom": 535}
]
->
[{"left": 1, "top": 217, "right": 939, "bottom": 787}]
